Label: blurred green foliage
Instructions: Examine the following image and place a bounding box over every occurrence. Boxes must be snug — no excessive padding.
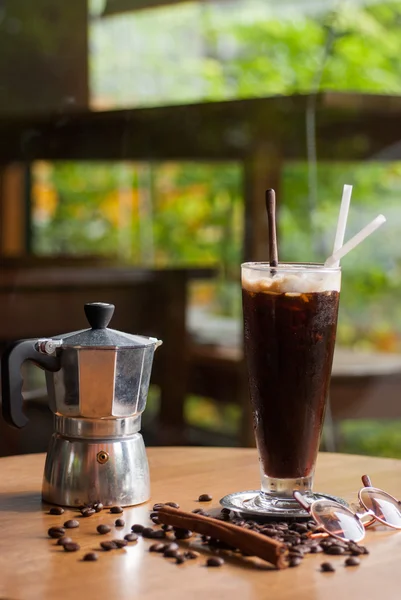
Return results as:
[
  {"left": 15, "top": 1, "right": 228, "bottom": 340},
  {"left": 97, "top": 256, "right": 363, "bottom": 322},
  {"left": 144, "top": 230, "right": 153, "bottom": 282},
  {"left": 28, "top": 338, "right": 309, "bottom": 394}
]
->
[
  {"left": 338, "top": 420, "right": 401, "bottom": 459},
  {"left": 91, "top": 1, "right": 401, "bottom": 107}
]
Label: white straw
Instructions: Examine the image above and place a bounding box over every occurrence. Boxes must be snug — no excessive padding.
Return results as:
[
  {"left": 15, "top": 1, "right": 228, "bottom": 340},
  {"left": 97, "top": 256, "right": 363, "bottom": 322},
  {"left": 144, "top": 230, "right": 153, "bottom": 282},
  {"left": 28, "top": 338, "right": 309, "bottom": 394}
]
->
[
  {"left": 332, "top": 184, "right": 352, "bottom": 267},
  {"left": 325, "top": 214, "right": 386, "bottom": 267}
]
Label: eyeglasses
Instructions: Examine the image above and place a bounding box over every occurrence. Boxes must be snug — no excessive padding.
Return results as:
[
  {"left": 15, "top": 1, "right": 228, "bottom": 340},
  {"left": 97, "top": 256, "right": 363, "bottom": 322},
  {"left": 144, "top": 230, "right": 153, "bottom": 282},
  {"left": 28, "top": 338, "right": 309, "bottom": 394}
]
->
[{"left": 293, "top": 475, "right": 401, "bottom": 543}]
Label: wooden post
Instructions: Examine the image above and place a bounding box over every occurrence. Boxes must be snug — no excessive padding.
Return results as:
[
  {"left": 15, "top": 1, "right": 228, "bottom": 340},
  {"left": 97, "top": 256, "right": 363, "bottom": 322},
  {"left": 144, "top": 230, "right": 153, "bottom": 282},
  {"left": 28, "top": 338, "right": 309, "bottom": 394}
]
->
[
  {"left": 0, "top": 164, "right": 28, "bottom": 256},
  {"left": 243, "top": 145, "right": 283, "bottom": 262},
  {"left": 240, "top": 146, "right": 283, "bottom": 446},
  {"left": 157, "top": 270, "right": 188, "bottom": 444}
]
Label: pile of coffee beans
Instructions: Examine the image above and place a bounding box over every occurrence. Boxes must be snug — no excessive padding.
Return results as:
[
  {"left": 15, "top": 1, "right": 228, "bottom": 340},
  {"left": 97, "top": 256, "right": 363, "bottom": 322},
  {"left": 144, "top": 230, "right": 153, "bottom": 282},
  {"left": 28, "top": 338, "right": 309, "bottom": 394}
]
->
[
  {"left": 45, "top": 498, "right": 369, "bottom": 572},
  {"left": 146, "top": 502, "right": 369, "bottom": 571},
  {"left": 212, "top": 510, "right": 368, "bottom": 570}
]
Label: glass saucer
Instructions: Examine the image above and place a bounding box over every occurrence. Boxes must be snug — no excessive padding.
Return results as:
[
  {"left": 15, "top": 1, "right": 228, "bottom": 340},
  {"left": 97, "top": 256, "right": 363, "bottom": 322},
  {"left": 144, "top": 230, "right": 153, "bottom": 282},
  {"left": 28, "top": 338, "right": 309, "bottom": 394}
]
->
[{"left": 220, "top": 490, "right": 349, "bottom": 520}]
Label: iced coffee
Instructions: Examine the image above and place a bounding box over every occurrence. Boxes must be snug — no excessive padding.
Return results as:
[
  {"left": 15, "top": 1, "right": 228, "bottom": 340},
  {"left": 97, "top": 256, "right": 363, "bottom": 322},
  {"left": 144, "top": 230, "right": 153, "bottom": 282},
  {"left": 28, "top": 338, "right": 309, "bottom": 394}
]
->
[{"left": 242, "top": 263, "right": 341, "bottom": 501}]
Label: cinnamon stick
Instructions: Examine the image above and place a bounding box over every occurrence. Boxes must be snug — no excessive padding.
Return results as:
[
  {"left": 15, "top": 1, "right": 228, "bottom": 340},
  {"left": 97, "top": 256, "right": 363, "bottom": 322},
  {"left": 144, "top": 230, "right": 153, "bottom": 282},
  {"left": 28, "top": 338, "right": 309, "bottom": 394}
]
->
[{"left": 157, "top": 505, "right": 289, "bottom": 569}]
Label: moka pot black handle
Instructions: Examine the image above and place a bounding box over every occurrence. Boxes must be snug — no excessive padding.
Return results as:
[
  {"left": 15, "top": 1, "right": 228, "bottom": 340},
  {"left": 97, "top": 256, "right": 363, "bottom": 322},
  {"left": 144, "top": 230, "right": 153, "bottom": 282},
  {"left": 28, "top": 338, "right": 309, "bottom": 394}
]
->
[{"left": 1, "top": 339, "right": 61, "bottom": 428}]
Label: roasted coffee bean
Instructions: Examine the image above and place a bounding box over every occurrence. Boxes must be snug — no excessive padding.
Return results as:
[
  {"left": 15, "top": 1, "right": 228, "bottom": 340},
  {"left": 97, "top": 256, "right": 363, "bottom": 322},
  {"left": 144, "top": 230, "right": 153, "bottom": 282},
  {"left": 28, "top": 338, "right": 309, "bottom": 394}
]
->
[
  {"left": 64, "top": 519, "right": 79, "bottom": 529},
  {"left": 49, "top": 507, "right": 64, "bottom": 515},
  {"left": 208, "top": 539, "right": 234, "bottom": 551},
  {"left": 81, "top": 508, "right": 96, "bottom": 518},
  {"left": 321, "top": 561, "right": 335, "bottom": 572},
  {"left": 110, "top": 506, "right": 123, "bottom": 514},
  {"left": 83, "top": 552, "right": 98, "bottom": 562},
  {"left": 165, "top": 502, "right": 180, "bottom": 509},
  {"left": 149, "top": 543, "right": 166, "bottom": 552},
  {"left": 176, "top": 555, "right": 186, "bottom": 565},
  {"left": 151, "top": 516, "right": 160, "bottom": 525},
  {"left": 164, "top": 542, "right": 179, "bottom": 552},
  {"left": 325, "top": 545, "right": 345, "bottom": 555},
  {"left": 289, "top": 551, "right": 304, "bottom": 559},
  {"left": 360, "top": 546, "right": 369, "bottom": 555},
  {"left": 174, "top": 528, "right": 192, "bottom": 540},
  {"left": 124, "top": 533, "right": 138, "bottom": 542},
  {"left": 331, "top": 540, "right": 348, "bottom": 549},
  {"left": 192, "top": 508, "right": 204, "bottom": 514},
  {"left": 113, "top": 539, "right": 128, "bottom": 548},
  {"left": 289, "top": 523, "right": 307, "bottom": 533},
  {"left": 320, "top": 539, "right": 335, "bottom": 547},
  {"left": 63, "top": 542, "right": 80, "bottom": 552},
  {"left": 152, "top": 503, "right": 165, "bottom": 511},
  {"left": 94, "top": 503, "right": 104, "bottom": 513},
  {"left": 345, "top": 557, "right": 360, "bottom": 567},
  {"left": 289, "top": 556, "right": 302, "bottom": 568},
  {"left": 282, "top": 533, "right": 300, "bottom": 543},
  {"left": 141, "top": 527, "right": 154, "bottom": 538},
  {"left": 198, "top": 494, "right": 212, "bottom": 502},
  {"left": 115, "top": 518, "right": 125, "bottom": 527},
  {"left": 234, "top": 520, "right": 246, "bottom": 527},
  {"left": 48, "top": 527, "right": 65, "bottom": 539},
  {"left": 57, "top": 536, "right": 73, "bottom": 546},
  {"left": 220, "top": 508, "right": 231, "bottom": 516},
  {"left": 150, "top": 529, "right": 166, "bottom": 539},
  {"left": 150, "top": 512, "right": 159, "bottom": 519},
  {"left": 161, "top": 524, "right": 174, "bottom": 532},
  {"left": 97, "top": 524, "right": 111, "bottom": 535},
  {"left": 349, "top": 545, "right": 364, "bottom": 556},
  {"left": 309, "top": 544, "right": 323, "bottom": 554},
  {"left": 132, "top": 524, "right": 145, "bottom": 533},
  {"left": 101, "top": 541, "right": 118, "bottom": 551},
  {"left": 164, "top": 549, "right": 180, "bottom": 558},
  {"left": 206, "top": 557, "right": 224, "bottom": 567},
  {"left": 185, "top": 550, "right": 200, "bottom": 559},
  {"left": 260, "top": 527, "right": 277, "bottom": 537},
  {"left": 298, "top": 544, "right": 311, "bottom": 554}
]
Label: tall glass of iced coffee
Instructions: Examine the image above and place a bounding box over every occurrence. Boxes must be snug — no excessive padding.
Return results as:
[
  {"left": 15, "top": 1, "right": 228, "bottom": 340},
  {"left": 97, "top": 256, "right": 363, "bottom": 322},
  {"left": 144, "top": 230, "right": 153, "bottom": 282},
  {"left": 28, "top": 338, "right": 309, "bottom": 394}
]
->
[{"left": 242, "top": 262, "right": 341, "bottom": 515}]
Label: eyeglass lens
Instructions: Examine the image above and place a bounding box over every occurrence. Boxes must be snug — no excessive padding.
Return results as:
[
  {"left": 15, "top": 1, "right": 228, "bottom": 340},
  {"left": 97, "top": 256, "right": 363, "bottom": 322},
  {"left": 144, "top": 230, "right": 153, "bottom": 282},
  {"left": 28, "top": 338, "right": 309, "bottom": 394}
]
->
[
  {"left": 311, "top": 499, "right": 365, "bottom": 542},
  {"left": 360, "top": 488, "right": 401, "bottom": 528}
]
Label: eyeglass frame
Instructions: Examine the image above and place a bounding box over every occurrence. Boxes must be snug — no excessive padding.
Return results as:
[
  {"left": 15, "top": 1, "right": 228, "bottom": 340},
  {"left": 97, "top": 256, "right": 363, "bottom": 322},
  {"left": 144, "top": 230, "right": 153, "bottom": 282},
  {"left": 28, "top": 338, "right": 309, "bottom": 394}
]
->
[{"left": 293, "top": 474, "right": 401, "bottom": 543}]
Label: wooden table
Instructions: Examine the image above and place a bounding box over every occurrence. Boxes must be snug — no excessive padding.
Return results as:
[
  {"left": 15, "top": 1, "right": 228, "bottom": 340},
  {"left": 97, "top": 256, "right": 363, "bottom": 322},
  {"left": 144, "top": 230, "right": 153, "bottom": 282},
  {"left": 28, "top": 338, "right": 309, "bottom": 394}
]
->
[{"left": 0, "top": 448, "right": 400, "bottom": 600}]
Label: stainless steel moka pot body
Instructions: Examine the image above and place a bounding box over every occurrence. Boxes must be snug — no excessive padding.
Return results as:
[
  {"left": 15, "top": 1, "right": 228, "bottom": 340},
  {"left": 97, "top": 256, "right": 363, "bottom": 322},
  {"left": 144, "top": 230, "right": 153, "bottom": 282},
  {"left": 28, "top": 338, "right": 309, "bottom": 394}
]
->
[{"left": 1, "top": 302, "right": 162, "bottom": 507}]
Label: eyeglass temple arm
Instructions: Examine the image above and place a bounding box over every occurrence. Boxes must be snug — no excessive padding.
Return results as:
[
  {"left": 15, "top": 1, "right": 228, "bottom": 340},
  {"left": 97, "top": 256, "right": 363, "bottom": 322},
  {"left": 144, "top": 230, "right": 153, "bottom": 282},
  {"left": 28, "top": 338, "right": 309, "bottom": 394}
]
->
[
  {"left": 360, "top": 474, "right": 376, "bottom": 528},
  {"left": 362, "top": 474, "right": 373, "bottom": 487},
  {"left": 293, "top": 491, "right": 311, "bottom": 512}
]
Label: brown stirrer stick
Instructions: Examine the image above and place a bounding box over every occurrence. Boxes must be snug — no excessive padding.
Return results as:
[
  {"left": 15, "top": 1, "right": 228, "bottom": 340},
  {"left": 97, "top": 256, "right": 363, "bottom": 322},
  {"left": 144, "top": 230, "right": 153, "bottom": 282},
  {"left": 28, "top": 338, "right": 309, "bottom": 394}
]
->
[{"left": 265, "top": 188, "right": 278, "bottom": 268}]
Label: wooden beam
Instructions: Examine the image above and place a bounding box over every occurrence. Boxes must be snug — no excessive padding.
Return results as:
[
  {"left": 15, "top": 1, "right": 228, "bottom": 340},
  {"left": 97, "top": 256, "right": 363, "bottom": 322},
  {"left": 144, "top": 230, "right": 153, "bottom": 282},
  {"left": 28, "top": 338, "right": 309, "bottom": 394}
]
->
[
  {"left": 1, "top": 93, "right": 401, "bottom": 163},
  {"left": 102, "top": 0, "right": 224, "bottom": 17}
]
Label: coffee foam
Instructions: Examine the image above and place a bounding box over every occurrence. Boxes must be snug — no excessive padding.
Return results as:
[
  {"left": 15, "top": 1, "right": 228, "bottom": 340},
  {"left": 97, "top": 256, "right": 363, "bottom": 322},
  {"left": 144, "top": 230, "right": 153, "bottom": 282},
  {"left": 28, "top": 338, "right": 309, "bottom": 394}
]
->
[{"left": 242, "top": 269, "right": 341, "bottom": 294}]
